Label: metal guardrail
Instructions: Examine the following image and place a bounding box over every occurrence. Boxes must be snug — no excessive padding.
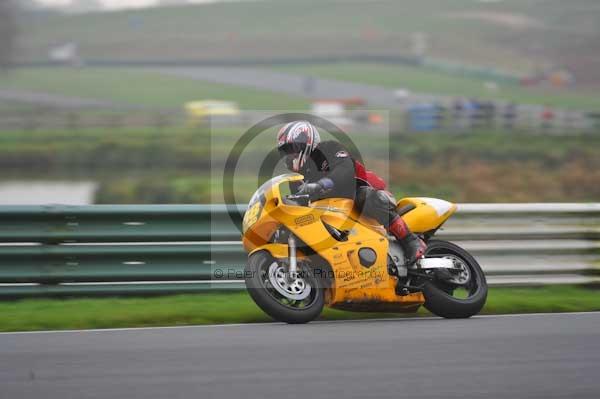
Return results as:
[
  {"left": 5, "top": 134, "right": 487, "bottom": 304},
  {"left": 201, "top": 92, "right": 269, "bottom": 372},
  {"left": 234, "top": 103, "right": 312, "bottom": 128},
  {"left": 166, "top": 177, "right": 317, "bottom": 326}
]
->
[{"left": 0, "top": 203, "right": 598, "bottom": 298}]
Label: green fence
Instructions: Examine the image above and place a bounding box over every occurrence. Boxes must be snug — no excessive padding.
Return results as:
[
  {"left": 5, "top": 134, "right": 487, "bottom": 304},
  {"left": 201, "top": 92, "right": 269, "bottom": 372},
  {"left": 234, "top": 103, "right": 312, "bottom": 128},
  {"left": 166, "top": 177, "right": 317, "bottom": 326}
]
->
[
  {"left": 0, "top": 205, "right": 246, "bottom": 298},
  {"left": 1, "top": 204, "right": 599, "bottom": 298},
  {"left": 0, "top": 205, "right": 243, "bottom": 243}
]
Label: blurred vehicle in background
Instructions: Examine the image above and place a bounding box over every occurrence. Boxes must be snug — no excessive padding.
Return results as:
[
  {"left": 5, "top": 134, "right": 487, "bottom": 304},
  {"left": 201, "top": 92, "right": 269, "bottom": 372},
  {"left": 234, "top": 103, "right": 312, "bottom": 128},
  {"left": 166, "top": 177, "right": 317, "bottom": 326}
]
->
[
  {"left": 311, "top": 100, "right": 352, "bottom": 129},
  {"left": 185, "top": 100, "right": 240, "bottom": 126},
  {"left": 311, "top": 97, "right": 369, "bottom": 129},
  {"left": 394, "top": 88, "right": 411, "bottom": 103}
]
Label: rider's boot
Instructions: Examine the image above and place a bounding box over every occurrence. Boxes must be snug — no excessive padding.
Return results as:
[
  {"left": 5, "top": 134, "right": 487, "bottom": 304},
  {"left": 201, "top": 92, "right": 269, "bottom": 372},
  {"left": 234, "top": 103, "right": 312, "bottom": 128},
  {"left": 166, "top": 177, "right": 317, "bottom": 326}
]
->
[{"left": 388, "top": 217, "right": 427, "bottom": 266}]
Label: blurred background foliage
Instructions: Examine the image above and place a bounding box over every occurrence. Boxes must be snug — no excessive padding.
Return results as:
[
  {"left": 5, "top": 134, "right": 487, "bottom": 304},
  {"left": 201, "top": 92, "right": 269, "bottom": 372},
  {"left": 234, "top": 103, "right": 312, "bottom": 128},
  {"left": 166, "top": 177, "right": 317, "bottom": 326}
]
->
[
  {"left": 0, "top": 0, "right": 599, "bottom": 205},
  {"left": 0, "top": 127, "right": 598, "bottom": 203}
]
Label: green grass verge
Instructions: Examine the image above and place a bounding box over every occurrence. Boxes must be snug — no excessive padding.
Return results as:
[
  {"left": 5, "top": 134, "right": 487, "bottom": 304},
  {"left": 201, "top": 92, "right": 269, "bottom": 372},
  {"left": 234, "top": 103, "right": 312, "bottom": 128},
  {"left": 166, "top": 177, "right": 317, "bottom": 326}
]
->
[
  {"left": 1, "top": 286, "right": 599, "bottom": 332},
  {"left": 275, "top": 63, "right": 600, "bottom": 110},
  {"left": 0, "top": 68, "right": 310, "bottom": 110}
]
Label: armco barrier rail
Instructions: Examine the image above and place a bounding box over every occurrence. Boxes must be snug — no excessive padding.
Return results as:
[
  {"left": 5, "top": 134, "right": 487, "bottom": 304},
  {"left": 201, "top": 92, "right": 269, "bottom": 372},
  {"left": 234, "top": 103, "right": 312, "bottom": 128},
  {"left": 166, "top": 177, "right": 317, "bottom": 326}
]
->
[{"left": 0, "top": 203, "right": 599, "bottom": 298}]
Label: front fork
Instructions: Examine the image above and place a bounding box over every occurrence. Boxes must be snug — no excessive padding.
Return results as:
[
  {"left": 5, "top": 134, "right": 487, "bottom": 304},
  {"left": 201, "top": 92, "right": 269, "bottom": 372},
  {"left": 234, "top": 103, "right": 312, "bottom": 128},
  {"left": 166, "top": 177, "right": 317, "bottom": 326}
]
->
[{"left": 288, "top": 234, "right": 298, "bottom": 280}]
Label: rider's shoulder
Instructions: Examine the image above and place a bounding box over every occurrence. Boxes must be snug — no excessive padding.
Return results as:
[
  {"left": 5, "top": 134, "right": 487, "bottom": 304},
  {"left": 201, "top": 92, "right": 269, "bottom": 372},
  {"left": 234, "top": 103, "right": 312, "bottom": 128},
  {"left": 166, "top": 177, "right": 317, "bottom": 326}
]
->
[{"left": 317, "top": 141, "right": 352, "bottom": 159}]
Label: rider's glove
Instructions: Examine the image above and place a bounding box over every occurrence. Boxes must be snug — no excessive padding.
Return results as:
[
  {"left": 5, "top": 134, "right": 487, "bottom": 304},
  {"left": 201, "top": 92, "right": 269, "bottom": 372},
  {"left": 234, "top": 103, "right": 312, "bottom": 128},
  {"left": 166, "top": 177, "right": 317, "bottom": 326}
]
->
[
  {"left": 297, "top": 178, "right": 334, "bottom": 197},
  {"left": 297, "top": 182, "right": 323, "bottom": 196}
]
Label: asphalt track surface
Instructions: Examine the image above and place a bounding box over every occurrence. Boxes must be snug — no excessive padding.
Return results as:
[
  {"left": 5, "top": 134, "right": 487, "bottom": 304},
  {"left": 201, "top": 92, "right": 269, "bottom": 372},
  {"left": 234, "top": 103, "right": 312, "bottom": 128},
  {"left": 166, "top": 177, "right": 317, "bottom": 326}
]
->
[
  {"left": 2, "top": 67, "right": 434, "bottom": 109},
  {"left": 154, "top": 66, "right": 439, "bottom": 107},
  {"left": 2, "top": 312, "right": 599, "bottom": 399}
]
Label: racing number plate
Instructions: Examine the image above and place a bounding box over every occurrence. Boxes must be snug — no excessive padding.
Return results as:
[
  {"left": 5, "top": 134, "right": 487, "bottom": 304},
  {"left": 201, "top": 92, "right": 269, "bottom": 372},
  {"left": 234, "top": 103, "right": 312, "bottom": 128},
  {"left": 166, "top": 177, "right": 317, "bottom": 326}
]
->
[{"left": 243, "top": 201, "right": 262, "bottom": 232}]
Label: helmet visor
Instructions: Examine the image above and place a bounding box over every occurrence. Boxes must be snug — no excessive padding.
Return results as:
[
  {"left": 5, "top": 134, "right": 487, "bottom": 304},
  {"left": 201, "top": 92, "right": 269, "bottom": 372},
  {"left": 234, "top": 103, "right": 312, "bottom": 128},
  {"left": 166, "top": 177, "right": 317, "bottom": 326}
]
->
[{"left": 278, "top": 142, "right": 303, "bottom": 156}]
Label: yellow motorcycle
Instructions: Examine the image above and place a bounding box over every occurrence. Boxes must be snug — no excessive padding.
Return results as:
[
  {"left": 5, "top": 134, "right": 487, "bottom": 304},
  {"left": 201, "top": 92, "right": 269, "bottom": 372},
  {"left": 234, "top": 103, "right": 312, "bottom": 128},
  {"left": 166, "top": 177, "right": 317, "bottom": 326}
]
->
[{"left": 242, "top": 173, "right": 487, "bottom": 324}]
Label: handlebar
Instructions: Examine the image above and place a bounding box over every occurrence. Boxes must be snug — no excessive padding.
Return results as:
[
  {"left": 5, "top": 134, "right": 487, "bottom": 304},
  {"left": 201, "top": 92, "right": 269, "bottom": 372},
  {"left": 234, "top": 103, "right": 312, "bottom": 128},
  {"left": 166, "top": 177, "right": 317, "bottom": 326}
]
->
[
  {"left": 286, "top": 194, "right": 310, "bottom": 200},
  {"left": 285, "top": 194, "right": 311, "bottom": 206}
]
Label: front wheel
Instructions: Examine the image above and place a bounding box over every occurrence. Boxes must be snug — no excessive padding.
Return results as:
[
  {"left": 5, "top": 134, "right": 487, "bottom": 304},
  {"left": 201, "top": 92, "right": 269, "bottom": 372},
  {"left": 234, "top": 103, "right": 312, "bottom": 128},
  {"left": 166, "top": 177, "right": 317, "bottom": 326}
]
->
[
  {"left": 420, "top": 239, "right": 488, "bottom": 319},
  {"left": 245, "top": 250, "right": 324, "bottom": 324}
]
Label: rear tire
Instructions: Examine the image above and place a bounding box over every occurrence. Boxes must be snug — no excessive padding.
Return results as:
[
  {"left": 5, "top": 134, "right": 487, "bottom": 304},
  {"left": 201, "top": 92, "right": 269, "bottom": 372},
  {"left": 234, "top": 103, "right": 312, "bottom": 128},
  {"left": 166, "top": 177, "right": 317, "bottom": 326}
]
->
[
  {"left": 421, "top": 240, "right": 487, "bottom": 319},
  {"left": 245, "top": 250, "right": 324, "bottom": 324}
]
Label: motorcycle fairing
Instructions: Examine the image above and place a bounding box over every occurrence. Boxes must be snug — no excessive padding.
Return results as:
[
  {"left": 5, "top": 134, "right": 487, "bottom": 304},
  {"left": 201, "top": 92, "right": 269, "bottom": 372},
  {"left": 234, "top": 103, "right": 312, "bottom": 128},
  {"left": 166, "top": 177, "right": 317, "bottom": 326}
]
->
[
  {"left": 396, "top": 197, "right": 457, "bottom": 233},
  {"left": 242, "top": 175, "right": 459, "bottom": 310}
]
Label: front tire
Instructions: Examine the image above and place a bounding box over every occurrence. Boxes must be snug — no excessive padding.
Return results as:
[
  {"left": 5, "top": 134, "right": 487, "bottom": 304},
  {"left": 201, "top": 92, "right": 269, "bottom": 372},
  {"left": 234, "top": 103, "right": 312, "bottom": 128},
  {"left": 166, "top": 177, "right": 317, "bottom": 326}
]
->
[
  {"left": 245, "top": 250, "right": 324, "bottom": 324},
  {"left": 421, "top": 240, "right": 488, "bottom": 318}
]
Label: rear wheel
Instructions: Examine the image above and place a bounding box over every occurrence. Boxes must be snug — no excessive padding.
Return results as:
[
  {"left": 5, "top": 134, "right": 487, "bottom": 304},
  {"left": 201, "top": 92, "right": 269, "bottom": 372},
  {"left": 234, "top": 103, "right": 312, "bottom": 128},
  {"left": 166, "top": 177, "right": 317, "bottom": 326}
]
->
[
  {"left": 420, "top": 240, "right": 487, "bottom": 318},
  {"left": 245, "top": 250, "right": 324, "bottom": 324}
]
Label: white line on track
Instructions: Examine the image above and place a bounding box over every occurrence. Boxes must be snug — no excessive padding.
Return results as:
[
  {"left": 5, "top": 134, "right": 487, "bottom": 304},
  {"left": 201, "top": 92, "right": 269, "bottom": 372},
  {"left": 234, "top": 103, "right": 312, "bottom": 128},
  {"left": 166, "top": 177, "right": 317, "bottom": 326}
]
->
[{"left": 1, "top": 311, "right": 600, "bottom": 336}]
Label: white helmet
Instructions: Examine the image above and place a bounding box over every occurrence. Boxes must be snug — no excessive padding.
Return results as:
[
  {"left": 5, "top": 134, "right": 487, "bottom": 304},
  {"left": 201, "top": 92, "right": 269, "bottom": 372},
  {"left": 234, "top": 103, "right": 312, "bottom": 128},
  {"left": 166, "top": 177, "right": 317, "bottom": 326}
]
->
[{"left": 276, "top": 121, "right": 321, "bottom": 172}]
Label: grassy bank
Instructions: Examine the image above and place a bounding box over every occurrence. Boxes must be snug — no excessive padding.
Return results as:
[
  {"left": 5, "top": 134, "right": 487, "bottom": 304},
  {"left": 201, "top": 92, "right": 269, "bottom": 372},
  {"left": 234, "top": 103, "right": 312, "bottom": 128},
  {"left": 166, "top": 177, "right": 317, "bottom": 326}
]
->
[
  {"left": 1, "top": 286, "right": 598, "bottom": 332},
  {"left": 18, "top": 0, "right": 597, "bottom": 78}
]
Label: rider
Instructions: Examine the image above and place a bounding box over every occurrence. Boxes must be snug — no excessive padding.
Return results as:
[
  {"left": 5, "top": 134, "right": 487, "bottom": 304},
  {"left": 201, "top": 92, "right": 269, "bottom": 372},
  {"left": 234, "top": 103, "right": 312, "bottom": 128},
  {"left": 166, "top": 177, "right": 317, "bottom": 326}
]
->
[{"left": 276, "top": 120, "right": 427, "bottom": 266}]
